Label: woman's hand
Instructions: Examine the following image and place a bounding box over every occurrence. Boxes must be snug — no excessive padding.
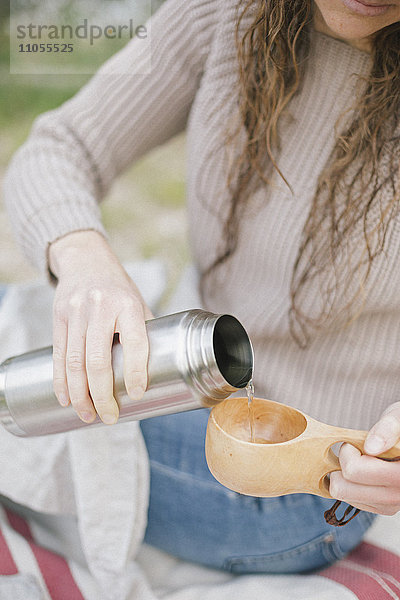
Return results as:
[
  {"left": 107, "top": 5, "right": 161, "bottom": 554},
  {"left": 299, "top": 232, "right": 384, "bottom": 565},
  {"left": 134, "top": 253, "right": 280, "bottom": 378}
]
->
[
  {"left": 49, "top": 230, "right": 154, "bottom": 425},
  {"left": 330, "top": 402, "right": 400, "bottom": 515}
]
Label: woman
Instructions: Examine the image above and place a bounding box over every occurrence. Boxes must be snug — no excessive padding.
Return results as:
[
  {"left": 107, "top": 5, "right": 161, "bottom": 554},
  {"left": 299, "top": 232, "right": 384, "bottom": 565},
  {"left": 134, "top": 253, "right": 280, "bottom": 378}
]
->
[{"left": 3, "top": 0, "right": 400, "bottom": 573}]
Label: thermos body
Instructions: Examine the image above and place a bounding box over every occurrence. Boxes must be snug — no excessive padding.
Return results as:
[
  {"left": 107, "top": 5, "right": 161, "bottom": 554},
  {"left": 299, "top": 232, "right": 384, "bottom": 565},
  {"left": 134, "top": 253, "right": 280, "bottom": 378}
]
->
[{"left": 0, "top": 310, "right": 253, "bottom": 437}]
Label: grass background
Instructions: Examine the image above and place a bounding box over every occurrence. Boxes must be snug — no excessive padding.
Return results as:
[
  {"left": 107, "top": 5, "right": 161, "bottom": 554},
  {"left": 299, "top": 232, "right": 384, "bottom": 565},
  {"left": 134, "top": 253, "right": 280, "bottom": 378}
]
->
[{"left": 0, "top": 2, "right": 189, "bottom": 305}]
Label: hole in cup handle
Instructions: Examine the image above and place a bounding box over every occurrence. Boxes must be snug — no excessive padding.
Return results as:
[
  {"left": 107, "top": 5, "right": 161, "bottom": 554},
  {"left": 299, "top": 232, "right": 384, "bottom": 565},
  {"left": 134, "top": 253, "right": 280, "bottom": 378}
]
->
[
  {"left": 323, "top": 428, "right": 367, "bottom": 459},
  {"left": 317, "top": 446, "right": 341, "bottom": 498},
  {"left": 336, "top": 429, "right": 400, "bottom": 461},
  {"left": 318, "top": 435, "right": 365, "bottom": 497}
]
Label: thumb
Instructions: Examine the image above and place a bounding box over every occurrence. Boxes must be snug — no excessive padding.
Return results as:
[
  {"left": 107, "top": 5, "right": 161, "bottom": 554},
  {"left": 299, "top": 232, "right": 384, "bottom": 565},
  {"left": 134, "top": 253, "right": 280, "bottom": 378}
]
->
[{"left": 364, "top": 403, "right": 400, "bottom": 456}]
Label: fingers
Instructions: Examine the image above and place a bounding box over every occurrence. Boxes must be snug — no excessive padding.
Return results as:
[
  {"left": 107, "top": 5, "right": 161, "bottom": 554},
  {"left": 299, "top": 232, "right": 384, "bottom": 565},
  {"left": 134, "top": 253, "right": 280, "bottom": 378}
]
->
[
  {"left": 50, "top": 235, "right": 153, "bottom": 426},
  {"left": 142, "top": 303, "right": 155, "bottom": 321},
  {"left": 66, "top": 311, "right": 96, "bottom": 423},
  {"left": 116, "top": 303, "right": 149, "bottom": 401},
  {"left": 329, "top": 469, "right": 400, "bottom": 515},
  {"left": 364, "top": 404, "right": 400, "bottom": 456},
  {"left": 328, "top": 442, "right": 400, "bottom": 516},
  {"left": 86, "top": 311, "right": 119, "bottom": 425},
  {"left": 53, "top": 288, "right": 151, "bottom": 425},
  {"left": 52, "top": 313, "right": 69, "bottom": 407},
  {"left": 338, "top": 443, "right": 400, "bottom": 487}
]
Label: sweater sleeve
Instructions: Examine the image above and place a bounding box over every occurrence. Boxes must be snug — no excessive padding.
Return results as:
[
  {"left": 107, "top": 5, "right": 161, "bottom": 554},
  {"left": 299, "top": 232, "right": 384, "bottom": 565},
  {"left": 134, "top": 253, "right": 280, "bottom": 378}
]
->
[{"left": 2, "top": 0, "right": 219, "bottom": 276}]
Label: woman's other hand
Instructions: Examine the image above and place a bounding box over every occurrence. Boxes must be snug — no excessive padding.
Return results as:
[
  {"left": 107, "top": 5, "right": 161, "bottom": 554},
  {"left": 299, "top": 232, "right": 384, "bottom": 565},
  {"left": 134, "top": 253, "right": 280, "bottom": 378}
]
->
[
  {"left": 49, "top": 230, "right": 154, "bottom": 425},
  {"left": 330, "top": 402, "right": 400, "bottom": 515}
]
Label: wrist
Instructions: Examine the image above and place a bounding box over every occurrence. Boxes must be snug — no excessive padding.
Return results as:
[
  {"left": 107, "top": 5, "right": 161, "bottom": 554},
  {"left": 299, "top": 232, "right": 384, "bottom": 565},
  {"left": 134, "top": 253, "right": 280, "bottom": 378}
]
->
[{"left": 49, "top": 230, "right": 114, "bottom": 280}]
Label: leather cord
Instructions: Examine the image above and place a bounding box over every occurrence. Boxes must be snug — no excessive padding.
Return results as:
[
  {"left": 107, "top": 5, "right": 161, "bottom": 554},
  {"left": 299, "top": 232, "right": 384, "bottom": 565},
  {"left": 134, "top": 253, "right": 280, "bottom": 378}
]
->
[{"left": 324, "top": 500, "right": 361, "bottom": 527}]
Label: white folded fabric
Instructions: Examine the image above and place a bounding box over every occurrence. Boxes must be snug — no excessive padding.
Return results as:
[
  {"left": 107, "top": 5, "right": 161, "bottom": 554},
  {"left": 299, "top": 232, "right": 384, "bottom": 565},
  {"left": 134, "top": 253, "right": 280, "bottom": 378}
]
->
[{"left": 0, "top": 260, "right": 167, "bottom": 599}]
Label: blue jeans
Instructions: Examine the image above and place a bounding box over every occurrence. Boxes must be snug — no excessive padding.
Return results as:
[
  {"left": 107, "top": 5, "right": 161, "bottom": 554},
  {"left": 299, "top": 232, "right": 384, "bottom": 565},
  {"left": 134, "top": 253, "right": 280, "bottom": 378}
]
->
[{"left": 140, "top": 409, "right": 376, "bottom": 574}]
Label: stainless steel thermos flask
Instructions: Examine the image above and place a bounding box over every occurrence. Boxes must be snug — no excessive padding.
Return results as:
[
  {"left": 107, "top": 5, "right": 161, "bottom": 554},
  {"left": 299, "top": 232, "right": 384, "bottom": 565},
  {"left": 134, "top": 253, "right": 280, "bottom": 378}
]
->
[{"left": 0, "top": 309, "right": 253, "bottom": 437}]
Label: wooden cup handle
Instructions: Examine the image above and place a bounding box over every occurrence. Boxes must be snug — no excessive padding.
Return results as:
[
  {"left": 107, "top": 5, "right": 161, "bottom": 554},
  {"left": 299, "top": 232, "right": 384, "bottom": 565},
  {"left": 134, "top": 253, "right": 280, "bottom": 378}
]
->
[{"left": 326, "top": 425, "right": 400, "bottom": 460}]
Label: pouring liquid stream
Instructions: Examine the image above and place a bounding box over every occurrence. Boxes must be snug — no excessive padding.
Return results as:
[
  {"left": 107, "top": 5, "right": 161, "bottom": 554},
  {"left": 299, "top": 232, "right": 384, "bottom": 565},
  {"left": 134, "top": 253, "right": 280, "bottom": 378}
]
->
[
  {"left": 245, "top": 381, "right": 274, "bottom": 444},
  {"left": 246, "top": 379, "right": 256, "bottom": 443}
]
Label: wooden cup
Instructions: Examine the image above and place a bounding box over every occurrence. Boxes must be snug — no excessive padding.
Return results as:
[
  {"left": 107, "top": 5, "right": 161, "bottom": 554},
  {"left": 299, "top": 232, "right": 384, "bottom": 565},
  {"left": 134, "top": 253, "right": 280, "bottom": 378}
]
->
[{"left": 205, "top": 397, "right": 400, "bottom": 499}]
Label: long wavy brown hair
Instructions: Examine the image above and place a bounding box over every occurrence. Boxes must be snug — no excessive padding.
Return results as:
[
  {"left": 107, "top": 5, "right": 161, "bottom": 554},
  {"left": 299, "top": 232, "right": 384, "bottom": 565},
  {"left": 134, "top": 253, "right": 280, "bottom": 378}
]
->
[{"left": 201, "top": 0, "right": 400, "bottom": 347}]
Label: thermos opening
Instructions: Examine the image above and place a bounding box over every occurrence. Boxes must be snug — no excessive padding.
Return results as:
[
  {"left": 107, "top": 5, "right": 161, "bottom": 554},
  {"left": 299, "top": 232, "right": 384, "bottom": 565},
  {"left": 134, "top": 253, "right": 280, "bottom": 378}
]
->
[{"left": 212, "top": 315, "right": 253, "bottom": 389}]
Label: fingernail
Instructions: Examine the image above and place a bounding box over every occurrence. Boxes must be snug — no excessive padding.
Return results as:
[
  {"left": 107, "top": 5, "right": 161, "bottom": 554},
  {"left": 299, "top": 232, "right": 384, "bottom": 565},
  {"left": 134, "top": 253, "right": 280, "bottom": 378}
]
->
[
  {"left": 58, "top": 393, "right": 69, "bottom": 407},
  {"left": 101, "top": 413, "right": 118, "bottom": 425},
  {"left": 80, "top": 411, "right": 96, "bottom": 423},
  {"left": 364, "top": 435, "right": 385, "bottom": 454}
]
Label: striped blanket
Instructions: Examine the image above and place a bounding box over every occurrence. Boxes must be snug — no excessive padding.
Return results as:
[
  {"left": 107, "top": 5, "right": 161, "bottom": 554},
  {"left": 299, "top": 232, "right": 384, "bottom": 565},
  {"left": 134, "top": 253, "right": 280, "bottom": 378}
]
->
[{"left": 1, "top": 501, "right": 399, "bottom": 600}]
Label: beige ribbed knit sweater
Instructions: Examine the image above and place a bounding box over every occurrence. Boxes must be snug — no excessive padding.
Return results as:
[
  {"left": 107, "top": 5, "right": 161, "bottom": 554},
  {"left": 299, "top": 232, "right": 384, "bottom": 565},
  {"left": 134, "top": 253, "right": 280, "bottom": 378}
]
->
[{"left": 4, "top": 0, "right": 399, "bottom": 431}]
